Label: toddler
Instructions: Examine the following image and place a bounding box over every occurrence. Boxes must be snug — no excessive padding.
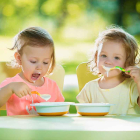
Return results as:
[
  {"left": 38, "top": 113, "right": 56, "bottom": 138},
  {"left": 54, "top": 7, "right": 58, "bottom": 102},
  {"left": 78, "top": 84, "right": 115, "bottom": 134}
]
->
[
  {"left": 0, "top": 27, "right": 64, "bottom": 115},
  {"left": 77, "top": 26, "right": 140, "bottom": 115}
]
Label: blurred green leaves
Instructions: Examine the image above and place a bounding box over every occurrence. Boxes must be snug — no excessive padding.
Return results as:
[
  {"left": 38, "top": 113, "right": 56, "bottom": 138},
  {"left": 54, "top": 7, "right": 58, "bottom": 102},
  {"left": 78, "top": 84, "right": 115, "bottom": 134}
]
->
[
  {"left": 0, "top": 0, "right": 140, "bottom": 39},
  {"left": 41, "top": 0, "right": 63, "bottom": 15}
]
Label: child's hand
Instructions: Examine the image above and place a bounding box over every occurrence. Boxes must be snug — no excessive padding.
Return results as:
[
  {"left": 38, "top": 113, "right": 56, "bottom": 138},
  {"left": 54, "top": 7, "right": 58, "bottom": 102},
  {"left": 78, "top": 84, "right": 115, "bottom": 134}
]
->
[
  {"left": 11, "top": 82, "right": 32, "bottom": 98},
  {"left": 125, "top": 66, "right": 140, "bottom": 84}
]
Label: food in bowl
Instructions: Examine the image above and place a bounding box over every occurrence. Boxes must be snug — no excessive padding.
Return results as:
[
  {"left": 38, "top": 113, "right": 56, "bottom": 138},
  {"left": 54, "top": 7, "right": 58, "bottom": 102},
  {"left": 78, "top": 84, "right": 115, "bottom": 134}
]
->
[
  {"left": 30, "top": 102, "right": 73, "bottom": 116},
  {"left": 72, "top": 103, "right": 114, "bottom": 116}
]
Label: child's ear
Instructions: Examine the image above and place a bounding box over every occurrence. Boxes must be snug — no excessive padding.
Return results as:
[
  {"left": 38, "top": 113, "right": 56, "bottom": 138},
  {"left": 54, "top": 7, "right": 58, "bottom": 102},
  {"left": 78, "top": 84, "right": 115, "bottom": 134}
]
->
[{"left": 14, "top": 52, "right": 22, "bottom": 65}]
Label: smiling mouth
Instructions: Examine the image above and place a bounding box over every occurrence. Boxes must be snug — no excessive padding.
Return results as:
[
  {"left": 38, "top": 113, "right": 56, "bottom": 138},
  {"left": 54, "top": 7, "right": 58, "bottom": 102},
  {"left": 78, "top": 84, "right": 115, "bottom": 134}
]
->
[{"left": 31, "top": 73, "right": 41, "bottom": 80}]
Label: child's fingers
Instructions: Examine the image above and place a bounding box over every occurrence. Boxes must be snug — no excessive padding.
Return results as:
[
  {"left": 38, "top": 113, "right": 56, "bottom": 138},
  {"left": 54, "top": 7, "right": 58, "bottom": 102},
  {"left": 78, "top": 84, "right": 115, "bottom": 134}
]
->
[
  {"left": 23, "top": 90, "right": 28, "bottom": 96},
  {"left": 125, "top": 67, "right": 138, "bottom": 74},
  {"left": 129, "top": 71, "right": 140, "bottom": 80},
  {"left": 24, "top": 86, "right": 32, "bottom": 96},
  {"left": 126, "top": 66, "right": 139, "bottom": 72},
  {"left": 129, "top": 70, "right": 137, "bottom": 76},
  {"left": 125, "top": 71, "right": 131, "bottom": 75},
  {"left": 17, "top": 92, "right": 23, "bottom": 98},
  {"left": 19, "top": 91, "right": 25, "bottom": 97},
  {"left": 28, "top": 88, "right": 32, "bottom": 96},
  {"left": 125, "top": 72, "right": 129, "bottom": 75},
  {"left": 28, "top": 91, "right": 32, "bottom": 96}
]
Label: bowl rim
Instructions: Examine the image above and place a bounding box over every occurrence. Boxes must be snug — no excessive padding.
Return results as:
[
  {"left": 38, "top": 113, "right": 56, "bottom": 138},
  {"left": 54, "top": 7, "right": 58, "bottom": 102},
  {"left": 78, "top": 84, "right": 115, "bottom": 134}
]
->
[
  {"left": 71, "top": 103, "right": 115, "bottom": 107},
  {"left": 30, "top": 102, "right": 74, "bottom": 107}
]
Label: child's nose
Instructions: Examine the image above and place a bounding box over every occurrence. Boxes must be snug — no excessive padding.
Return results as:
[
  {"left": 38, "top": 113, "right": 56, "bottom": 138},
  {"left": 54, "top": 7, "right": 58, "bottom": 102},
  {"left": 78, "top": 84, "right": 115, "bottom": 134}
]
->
[
  {"left": 36, "top": 63, "right": 42, "bottom": 69},
  {"left": 104, "top": 58, "right": 112, "bottom": 65}
]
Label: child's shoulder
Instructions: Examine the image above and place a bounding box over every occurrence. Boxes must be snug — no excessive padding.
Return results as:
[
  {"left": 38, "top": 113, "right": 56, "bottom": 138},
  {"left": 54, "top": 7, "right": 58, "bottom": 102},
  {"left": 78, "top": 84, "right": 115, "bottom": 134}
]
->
[
  {"left": 44, "top": 77, "right": 57, "bottom": 85},
  {"left": 124, "top": 78, "right": 135, "bottom": 84},
  {"left": 0, "top": 74, "right": 20, "bottom": 87},
  {"left": 0, "top": 77, "right": 14, "bottom": 88},
  {"left": 88, "top": 77, "right": 99, "bottom": 83},
  {"left": 85, "top": 78, "right": 100, "bottom": 87},
  {"left": 124, "top": 78, "right": 136, "bottom": 87}
]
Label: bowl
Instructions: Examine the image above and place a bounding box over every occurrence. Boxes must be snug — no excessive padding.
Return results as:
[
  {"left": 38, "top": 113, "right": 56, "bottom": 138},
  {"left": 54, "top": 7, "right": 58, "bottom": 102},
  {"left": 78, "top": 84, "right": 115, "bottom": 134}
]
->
[
  {"left": 72, "top": 103, "right": 114, "bottom": 116},
  {"left": 30, "top": 102, "right": 73, "bottom": 116}
]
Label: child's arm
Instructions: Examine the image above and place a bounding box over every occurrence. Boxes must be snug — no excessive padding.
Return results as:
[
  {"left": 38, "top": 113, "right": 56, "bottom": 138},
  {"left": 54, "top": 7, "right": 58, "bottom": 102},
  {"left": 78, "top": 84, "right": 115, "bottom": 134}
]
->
[
  {"left": 0, "top": 82, "right": 32, "bottom": 107},
  {"left": 126, "top": 66, "right": 140, "bottom": 106}
]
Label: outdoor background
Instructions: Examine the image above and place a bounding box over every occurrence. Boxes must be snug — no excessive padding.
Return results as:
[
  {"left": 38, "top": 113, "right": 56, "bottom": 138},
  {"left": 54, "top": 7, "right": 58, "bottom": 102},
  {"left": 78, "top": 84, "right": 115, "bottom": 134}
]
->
[{"left": 0, "top": 0, "right": 140, "bottom": 113}]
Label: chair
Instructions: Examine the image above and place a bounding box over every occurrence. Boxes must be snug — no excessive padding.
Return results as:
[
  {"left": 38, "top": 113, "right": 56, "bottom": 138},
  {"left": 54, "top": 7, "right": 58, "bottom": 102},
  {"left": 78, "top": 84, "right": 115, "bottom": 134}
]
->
[
  {"left": 76, "top": 62, "right": 98, "bottom": 92},
  {"left": 46, "top": 64, "right": 65, "bottom": 93},
  {"left": 0, "top": 62, "right": 65, "bottom": 116}
]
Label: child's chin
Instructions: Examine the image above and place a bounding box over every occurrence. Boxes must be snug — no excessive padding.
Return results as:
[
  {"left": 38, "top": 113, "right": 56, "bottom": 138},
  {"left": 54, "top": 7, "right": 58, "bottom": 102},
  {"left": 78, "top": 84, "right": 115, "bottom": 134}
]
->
[
  {"left": 31, "top": 76, "right": 40, "bottom": 81},
  {"left": 31, "top": 76, "right": 43, "bottom": 83}
]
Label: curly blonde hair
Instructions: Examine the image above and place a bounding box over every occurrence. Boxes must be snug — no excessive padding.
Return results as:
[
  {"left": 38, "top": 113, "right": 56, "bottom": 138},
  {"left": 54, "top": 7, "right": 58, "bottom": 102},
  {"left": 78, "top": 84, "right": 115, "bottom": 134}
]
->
[
  {"left": 8, "top": 27, "right": 55, "bottom": 75},
  {"left": 88, "top": 26, "right": 140, "bottom": 77}
]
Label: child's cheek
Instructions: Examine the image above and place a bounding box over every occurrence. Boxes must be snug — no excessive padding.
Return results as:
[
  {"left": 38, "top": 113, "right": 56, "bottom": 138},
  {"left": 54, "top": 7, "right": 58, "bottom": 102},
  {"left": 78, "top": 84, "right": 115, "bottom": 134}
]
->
[{"left": 97, "top": 64, "right": 103, "bottom": 73}]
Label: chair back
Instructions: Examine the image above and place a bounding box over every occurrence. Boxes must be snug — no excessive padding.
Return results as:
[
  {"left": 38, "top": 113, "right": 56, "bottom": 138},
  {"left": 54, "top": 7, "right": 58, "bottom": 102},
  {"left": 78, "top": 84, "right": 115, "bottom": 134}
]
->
[
  {"left": 76, "top": 62, "right": 98, "bottom": 92},
  {"left": 45, "top": 64, "right": 65, "bottom": 93},
  {"left": 0, "top": 62, "right": 65, "bottom": 116}
]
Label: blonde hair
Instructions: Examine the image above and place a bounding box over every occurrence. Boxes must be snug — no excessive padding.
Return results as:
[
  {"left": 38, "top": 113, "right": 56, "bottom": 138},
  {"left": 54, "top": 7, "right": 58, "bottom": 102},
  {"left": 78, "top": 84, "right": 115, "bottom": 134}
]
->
[
  {"left": 88, "top": 26, "right": 140, "bottom": 77},
  {"left": 8, "top": 27, "right": 55, "bottom": 75}
]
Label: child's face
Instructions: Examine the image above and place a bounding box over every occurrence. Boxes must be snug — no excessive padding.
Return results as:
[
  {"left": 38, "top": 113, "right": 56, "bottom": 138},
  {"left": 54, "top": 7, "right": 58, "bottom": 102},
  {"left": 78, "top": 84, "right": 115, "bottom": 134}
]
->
[
  {"left": 18, "top": 45, "right": 52, "bottom": 83},
  {"left": 97, "top": 40, "right": 126, "bottom": 77}
]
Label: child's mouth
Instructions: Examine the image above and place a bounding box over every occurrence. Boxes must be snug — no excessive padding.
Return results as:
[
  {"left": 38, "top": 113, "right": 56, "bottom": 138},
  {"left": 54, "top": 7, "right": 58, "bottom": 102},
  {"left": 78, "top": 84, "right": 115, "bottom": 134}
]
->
[{"left": 31, "top": 73, "right": 41, "bottom": 81}]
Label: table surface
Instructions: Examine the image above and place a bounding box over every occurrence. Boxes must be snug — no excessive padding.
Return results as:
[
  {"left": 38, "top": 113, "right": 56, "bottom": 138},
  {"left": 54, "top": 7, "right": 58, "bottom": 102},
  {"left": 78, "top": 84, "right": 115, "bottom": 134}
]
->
[{"left": 0, "top": 114, "right": 140, "bottom": 140}]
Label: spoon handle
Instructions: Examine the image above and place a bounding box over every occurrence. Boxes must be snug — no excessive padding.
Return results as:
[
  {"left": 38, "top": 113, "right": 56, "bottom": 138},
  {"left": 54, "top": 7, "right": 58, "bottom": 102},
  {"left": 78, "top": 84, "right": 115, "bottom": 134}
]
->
[
  {"left": 31, "top": 91, "right": 40, "bottom": 96},
  {"left": 115, "top": 66, "right": 130, "bottom": 72}
]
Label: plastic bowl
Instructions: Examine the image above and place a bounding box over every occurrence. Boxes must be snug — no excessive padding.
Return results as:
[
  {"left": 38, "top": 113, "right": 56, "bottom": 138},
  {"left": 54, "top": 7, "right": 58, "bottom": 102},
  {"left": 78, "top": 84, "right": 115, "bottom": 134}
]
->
[
  {"left": 30, "top": 102, "right": 73, "bottom": 116},
  {"left": 73, "top": 103, "right": 114, "bottom": 116}
]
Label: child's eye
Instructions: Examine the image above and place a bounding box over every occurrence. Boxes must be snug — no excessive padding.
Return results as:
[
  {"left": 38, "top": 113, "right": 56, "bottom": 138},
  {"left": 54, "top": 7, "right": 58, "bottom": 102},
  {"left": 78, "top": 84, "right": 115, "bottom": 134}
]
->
[
  {"left": 101, "top": 54, "right": 107, "bottom": 58},
  {"left": 43, "top": 62, "right": 48, "bottom": 65},
  {"left": 30, "top": 61, "right": 36, "bottom": 63},
  {"left": 114, "top": 56, "right": 120, "bottom": 60}
]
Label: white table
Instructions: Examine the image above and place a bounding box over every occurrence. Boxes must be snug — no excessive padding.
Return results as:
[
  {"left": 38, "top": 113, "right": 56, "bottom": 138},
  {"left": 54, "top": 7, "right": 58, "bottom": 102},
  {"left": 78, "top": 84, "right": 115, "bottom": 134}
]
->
[{"left": 0, "top": 114, "right": 140, "bottom": 140}]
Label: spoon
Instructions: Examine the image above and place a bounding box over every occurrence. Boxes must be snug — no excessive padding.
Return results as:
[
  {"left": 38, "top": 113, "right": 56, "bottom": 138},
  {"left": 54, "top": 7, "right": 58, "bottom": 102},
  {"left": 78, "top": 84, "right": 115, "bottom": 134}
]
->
[
  {"left": 102, "top": 65, "right": 130, "bottom": 72},
  {"left": 31, "top": 91, "right": 51, "bottom": 101},
  {"left": 112, "top": 66, "right": 130, "bottom": 72}
]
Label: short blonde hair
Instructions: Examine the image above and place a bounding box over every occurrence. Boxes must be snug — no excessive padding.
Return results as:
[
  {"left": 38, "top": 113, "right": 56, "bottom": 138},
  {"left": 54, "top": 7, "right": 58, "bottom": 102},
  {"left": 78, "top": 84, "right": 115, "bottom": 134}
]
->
[
  {"left": 8, "top": 27, "right": 55, "bottom": 75},
  {"left": 88, "top": 26, "right": 140, "bottom": 77}
]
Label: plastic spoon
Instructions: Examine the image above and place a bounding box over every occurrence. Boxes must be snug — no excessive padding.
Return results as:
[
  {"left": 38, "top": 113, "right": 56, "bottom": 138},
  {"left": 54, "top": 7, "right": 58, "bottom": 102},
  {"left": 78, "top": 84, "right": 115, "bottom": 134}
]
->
[
  {"left": 31, "top": 91, "right": 51, "bottom": 101},
  {"left": 102, "top": 65, "right": 130, "bottom": 72},
  {"left": 112, "top": 66, "right": 130, "bottom": 72}
]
